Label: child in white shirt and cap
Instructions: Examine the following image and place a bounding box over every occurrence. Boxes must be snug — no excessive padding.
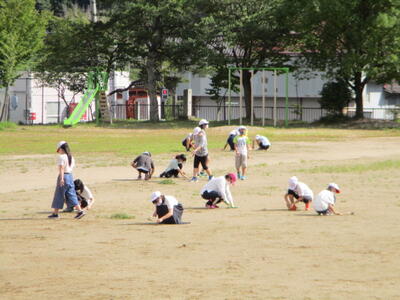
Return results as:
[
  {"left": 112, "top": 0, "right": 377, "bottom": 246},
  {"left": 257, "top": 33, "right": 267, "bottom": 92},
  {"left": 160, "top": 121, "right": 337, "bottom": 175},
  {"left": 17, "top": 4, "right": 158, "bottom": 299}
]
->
[
  {"left": 149, "top": 191, "right": 184, "bottom": 224},
  {"left": 313, "top": 183, "right": 342, "bottom": 215},
  {"left": 284, "top": 176, "right": 314, "bottom": 211}
]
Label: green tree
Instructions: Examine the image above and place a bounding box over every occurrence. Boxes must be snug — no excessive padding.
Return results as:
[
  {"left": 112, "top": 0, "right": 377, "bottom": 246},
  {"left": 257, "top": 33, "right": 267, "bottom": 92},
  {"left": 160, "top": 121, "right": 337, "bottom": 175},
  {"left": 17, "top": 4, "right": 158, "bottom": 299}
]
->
[
  {"left": 0, "top": 0, "right": 48, "bottom": 121},
  {"left": 107, "top": 0, "right": 202, "bottom": 121},
  {"left": 293, "top": 0, "right": 400, "bottom": 118},
  {"left": 319, "top": 79, "right": 352, "bottom": 115},
  {"left": 198, "top": 0, "right": 291, "bottom": 120},
  {"left": 35, "top": 16, "right": 130, "bottom": 114}
]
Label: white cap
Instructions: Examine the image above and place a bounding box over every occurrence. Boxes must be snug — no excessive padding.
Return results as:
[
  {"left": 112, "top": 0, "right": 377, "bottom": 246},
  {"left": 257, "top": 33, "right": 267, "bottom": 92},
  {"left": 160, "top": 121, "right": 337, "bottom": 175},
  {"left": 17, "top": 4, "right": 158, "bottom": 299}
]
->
[
  {"left": 193, "top": 127, "right": 202, "bottom": 135},
  {"left": 328, "top": 183, "right": 340, "bottom": 193},
  {"left": 288, "top": 176, "right": 298, "bottom": 190},
  {"left": 150, "top": 191, "right": 161, "bottom": 202},
  {"left": 57, "top": 141, "right": 66, "bottom": 149},
  {"left": 199, "top": 119, "right": 209, "bottom": 126},
  {"left": 255, "top": 135, "right": 261, "bottom": 140},
  {"left": 238, "top": 126, "right": 247, "bottom": 131},
  {"left": 142, "top": 151, "right": 151, "bottom": 156}
]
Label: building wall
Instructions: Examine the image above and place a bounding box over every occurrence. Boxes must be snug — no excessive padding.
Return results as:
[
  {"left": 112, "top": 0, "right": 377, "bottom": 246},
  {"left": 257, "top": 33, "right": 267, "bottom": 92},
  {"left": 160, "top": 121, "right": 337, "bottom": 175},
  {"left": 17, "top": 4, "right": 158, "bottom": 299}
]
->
[{"left": 176, "top": 70, "right": 327, "bottom": 99}]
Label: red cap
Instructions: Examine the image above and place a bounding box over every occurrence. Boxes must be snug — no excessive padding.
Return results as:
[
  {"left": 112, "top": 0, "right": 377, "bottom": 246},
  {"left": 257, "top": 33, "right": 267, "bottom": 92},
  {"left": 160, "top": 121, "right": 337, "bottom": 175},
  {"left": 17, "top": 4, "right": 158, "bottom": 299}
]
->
[{"left": 227, "top": 173, "right": 237, "bottom": 184}]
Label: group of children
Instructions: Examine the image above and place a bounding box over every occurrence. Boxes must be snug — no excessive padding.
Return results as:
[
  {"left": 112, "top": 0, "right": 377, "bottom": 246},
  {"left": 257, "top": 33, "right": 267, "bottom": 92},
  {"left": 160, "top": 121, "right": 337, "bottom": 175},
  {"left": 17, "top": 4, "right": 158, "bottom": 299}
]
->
[
  {"left": 49, "top": 120, "right": 342, "bottom": 222},
  {"left": 284, "top": 176, "right": 342, "bottom": 215}
]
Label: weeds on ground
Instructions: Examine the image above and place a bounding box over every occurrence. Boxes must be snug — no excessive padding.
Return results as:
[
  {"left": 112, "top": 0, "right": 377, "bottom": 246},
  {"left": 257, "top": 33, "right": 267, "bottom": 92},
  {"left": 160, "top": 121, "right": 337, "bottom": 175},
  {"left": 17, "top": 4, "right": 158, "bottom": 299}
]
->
[
  {"left": 110, "top": 213, "right": 135, "bottom": 220},
  {"left": 159, "top": 179, "right": 176, "bottom": 185}
]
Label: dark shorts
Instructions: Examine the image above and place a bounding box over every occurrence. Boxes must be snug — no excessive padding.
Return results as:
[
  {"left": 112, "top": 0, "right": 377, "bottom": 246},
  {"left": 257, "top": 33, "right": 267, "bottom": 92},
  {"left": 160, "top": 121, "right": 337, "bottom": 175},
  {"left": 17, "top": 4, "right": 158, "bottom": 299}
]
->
[
  {"left": 156, "top": 204, "right": 184, "bottom": 224},
  {"left": 259, "top": 144, "right": 270, "bottom": 150},
  {"left": 287, "top": 189, "right": 299, "bottom": 199},
  {"left": 317, "top": 209, "right": 329, "bottom": 215},
  {"left": 201, "top": 190, "right": 223, "bottom": 205},
  {"left": 194, "top": 155, "right": 208, "bottom": 170},
  {"left": 160, "top": 169, "right": 179, "bottom": 178},
  {"left": 137, "top": 167, "right": 149, "bottom": 174},
  {"left": 227, "top": 135, "right": 235, "bottom": 151}
]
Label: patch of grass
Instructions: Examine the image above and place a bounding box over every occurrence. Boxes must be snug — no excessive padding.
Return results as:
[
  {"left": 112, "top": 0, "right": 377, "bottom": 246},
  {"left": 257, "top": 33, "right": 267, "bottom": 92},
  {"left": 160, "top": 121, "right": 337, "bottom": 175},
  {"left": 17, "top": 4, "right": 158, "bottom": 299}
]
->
[
  {"left": 0, "top": 123, "right": 399, "bottom": 156},
  {"left": 0, "top": 121, "right": 17, "bottom": 131},
  {"left": 110, "top": 213, "right": 135, "bottom": 220},
  {"left": 159, "top": 179, "right": 176, "bottom": 185},
  {"left": 296, "top": 160, "right": 400, "bottom": 173}
]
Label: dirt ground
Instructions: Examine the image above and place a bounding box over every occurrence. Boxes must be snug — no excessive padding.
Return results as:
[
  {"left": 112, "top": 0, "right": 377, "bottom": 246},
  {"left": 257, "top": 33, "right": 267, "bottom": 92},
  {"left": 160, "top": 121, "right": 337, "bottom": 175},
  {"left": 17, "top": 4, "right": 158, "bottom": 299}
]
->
[{"left": 1, "top": 135, "right": 400, "bottom": 300}]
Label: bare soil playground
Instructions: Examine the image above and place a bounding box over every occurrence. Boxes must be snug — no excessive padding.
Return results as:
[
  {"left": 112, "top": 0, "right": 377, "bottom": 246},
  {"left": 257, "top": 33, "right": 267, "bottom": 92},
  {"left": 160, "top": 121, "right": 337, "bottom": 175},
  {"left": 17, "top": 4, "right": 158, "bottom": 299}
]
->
[{"left": 1, "top": 127, "right": 400, "bottom": 299}]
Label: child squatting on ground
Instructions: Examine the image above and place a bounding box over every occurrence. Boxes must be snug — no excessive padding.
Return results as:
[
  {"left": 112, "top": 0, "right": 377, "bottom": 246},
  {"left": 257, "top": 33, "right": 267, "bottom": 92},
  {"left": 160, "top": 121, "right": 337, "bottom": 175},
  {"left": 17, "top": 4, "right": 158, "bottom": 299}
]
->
[
  {"left": 160, "top": 154, "right": 188, "bottom": 179},
  {"left": 48, "top": 141, "right": 85, "bottom": 219},
  {"left": 223, "top": 128, "right": 239, "bottom": 151},
  {"left": 284, "top": 176, "right": 314, "bottom": 211},
  {"left": 63, "top": 179, "right": 95, "bottom": 212},
  {"left": 201, "top": 173, "right": 236, "bottom": 208},
  {"left": 252, "top": 134, "right": 271, "bottom": 150},
  {"left": 313, "top": 183, "right": 342, "bottom": 215},
  {"left": 150, "top": 191, "right": 184, "bottom": 224},
  {"left": 131, "top": 152, "right": 154, "bottom": 180}
]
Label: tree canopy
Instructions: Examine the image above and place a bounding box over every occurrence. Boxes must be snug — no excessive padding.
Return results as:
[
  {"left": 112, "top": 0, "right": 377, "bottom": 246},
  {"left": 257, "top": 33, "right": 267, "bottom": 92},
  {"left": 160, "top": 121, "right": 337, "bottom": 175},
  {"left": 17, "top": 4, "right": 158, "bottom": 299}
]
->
[{"left": 0, "top": 0, "right": 48, "bottom": 121}]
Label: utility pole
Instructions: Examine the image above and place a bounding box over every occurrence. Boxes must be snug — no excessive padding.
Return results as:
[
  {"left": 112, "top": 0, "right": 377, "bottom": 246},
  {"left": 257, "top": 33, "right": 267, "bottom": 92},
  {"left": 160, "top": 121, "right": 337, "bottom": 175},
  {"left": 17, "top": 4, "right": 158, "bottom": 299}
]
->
[{"left": 90, "top": 0, "right": 97, "bottom": 22}]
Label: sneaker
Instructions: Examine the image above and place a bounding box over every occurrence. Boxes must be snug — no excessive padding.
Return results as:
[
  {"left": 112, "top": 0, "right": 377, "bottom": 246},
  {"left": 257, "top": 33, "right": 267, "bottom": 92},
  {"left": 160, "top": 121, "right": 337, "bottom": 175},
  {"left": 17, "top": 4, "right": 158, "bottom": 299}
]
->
[
  {"left": 199, "top": 171, "right": 206, "bottom": 177},
  {"left": 237, "top": 173, "right": 241, "bottom": 179},
  {"left": 74, "top": 211, "right": 86, "bottom": 219},
  {"left": 62, "top": 207, "right": 74, "bottom": 213},
  {"left": 190, "top": 177, "right": 198, "bottom": 182},
  {"left": 289, "top": 204, "right": 297, "bottom": 211},
  {"left": 208, "top": 175, "right": 213, "bottom": 181},
  {"left": 48, "top": 213, "right": 59, "bottom": 219},
  {"left": 137, "top": 175, "right": 142, "bottom": 180},
  {"left": 240, "top": 176, "right": 246, "bottom": 180}
]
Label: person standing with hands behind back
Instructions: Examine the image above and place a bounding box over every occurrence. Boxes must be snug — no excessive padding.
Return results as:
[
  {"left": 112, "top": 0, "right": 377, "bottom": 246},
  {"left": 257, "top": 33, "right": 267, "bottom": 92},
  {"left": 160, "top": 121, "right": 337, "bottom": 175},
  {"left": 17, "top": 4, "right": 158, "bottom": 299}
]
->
[
  {"left": 234, "top": 126, "right": 250, "bottom": 180},
  {"left": 48, "top": 141, "right": 85, "bottom": 219}
]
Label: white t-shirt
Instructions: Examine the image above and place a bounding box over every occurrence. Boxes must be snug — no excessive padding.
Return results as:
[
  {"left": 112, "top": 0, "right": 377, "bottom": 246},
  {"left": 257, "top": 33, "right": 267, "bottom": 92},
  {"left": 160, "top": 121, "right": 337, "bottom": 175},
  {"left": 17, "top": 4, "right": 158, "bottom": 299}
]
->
[
  {"left": 201, "top": 176, "right": 234, "bottom": 206},
  {"left": 165, "top": 159, "right": 180, "bottom": 172},
  {"left": 256, "top": 135, "right": 271, "bottom": 146},
  {"left": 157, "top": 195, "right": 178, "bottom": 210},
  {"left": 294, "top": 182, "right": 313, "bottom": 199},
  {"left": 81, "top": 185, "right": 93, "bottom": 201},
  {"left": 233, "top": 135, "right": 250, "bottom": 155},
  {"left": 313, "top": 189, "right": 335, "bottom": 211},
  {"left": 57, "top": 154, "right": 75, "bottom": 173}
]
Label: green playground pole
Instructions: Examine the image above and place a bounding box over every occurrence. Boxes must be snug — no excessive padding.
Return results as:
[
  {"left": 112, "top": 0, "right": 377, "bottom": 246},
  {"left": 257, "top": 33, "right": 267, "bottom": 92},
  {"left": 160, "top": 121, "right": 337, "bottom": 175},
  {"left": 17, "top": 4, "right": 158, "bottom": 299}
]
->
[
  {"left": 228, "top": 68, "right": 231, "bottom": 125},
  {"left": 285, "top": 68, "right": 289, "bottom": 128}
]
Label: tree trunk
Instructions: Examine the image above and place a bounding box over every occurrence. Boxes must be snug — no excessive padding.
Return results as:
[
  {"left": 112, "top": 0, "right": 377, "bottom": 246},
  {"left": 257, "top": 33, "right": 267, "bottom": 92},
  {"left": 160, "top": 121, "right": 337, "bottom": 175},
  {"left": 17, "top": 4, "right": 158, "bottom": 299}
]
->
[
  {"left": 242, "top": 70, "right": 252, "bottom": 121},
  {"left": 353, "top": 72, "right": 365, "bottom": 119},
  {"left": 146, "top": 52, "right": 160, "bottom": 122},
  {"left": 0, "top": 86, "right": 10, "bottom": 122}
]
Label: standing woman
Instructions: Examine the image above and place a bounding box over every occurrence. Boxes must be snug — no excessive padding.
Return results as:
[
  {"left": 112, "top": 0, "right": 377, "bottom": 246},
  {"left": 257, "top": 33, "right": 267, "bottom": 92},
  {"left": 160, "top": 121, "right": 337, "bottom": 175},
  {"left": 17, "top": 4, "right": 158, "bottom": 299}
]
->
[{"left": 48, "top": 141, "right": 86, "bottom": 219}]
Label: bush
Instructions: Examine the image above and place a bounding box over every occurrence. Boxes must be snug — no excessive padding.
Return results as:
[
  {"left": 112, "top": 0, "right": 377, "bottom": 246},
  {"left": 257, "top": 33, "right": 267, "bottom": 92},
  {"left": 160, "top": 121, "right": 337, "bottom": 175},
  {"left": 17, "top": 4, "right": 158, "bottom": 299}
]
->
[{"left": 319, "top": 79, "right": 352, "bottom": 115}]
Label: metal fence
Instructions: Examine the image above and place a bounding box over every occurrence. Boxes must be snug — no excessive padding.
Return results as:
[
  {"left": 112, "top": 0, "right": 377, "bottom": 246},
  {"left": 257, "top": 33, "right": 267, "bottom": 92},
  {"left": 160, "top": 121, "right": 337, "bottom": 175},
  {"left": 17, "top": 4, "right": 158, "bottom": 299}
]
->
[
  {"left": 109, "top": 103, "right": 400, "bottom": 123},
  {"left": 192, "top": 105, "right": 329, "bottom": 123},
  {"left": 193, "top": 105, "right": 400, "bottom": 123},
  {"left": 110, "top": 103, "right": 184, "bottom": 120}
]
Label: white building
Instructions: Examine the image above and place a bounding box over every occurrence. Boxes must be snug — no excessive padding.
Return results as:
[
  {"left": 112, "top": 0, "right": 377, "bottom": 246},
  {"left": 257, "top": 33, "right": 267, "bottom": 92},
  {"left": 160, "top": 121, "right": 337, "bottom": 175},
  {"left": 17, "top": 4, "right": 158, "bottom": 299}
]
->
[
  {"left": 0, "top": 71, "right": 130, "bottom": 124},
  {"left": 1, "top": 70, "right": 399, "bottom": 124}
]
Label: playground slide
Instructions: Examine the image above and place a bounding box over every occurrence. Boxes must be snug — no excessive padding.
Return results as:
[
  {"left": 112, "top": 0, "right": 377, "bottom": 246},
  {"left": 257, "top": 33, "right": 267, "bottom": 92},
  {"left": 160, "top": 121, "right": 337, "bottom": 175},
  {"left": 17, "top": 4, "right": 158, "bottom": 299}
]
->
[{"left": 63, "top": 86, "right": 99, "bottom": 126}]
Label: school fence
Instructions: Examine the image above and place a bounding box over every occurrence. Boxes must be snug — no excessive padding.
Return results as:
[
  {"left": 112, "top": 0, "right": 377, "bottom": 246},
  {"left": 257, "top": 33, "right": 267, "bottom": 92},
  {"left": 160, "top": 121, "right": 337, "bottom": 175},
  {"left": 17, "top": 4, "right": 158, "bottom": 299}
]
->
[
  {"left": 192, "top": 105, "right": 400, "bottom": 123},
  {"left": 192, "top": 105, "right": 328, "bottom": 123}
]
